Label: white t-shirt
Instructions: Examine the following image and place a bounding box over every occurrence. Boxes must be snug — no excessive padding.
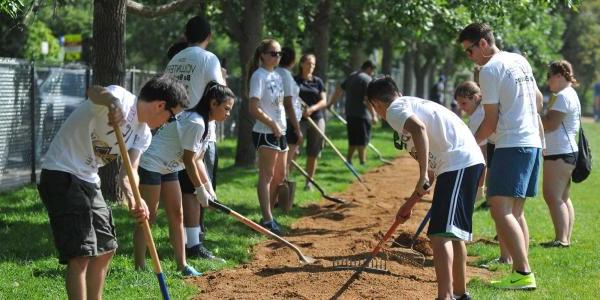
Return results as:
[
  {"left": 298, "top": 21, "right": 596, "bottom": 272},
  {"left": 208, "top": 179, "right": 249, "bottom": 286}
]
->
[
  {"left": 479, "top": 51, "right": 541, "bottom": 149},
  {"left": 165, "top": 46, "right": 225, "bottom": 142},
  {"left": 42, "top": 85, "right": 152, "bottom": 183},
  {"left": 140, "top": 111, "right": 209, "bottom": 174},
  {"left": 275, "top": 67, "right": 302, "bottom": 121},
  {"left": 386, "top": 96, "right": 484, "bottom": 176},
  {"left": 249, "top": 67, "right": 286, "bottom": 133},
  {"left": 545, "top": 86, "right": 580, "bottom": 155},
  {"left": 468, "top": 104, "right": 496, "bottom": 146}
]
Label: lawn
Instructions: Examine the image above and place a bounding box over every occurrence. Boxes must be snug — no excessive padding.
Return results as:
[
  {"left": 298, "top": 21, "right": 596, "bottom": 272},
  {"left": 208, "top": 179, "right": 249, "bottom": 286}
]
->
[
  {"left": 0, "top": 119, "right": 598, "bottom": 299},
  {"left": 0, "top": 119, "right": 398, "bottom": 299}
]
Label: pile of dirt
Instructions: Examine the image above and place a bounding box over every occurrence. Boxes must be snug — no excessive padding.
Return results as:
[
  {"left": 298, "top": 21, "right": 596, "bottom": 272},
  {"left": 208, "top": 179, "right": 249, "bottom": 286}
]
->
[{"left": 190, "top": 156, "right": 490, "bottom": 299}]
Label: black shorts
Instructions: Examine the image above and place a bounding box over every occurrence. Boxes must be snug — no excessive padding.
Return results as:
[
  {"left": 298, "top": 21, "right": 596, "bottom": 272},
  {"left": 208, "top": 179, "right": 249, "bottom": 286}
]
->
[
  {"left": 138, "top": 167, "right": 178, "bottom": 185},
  {"left": 38, "top": 169, "right": 118, "bottom": 264},
  {"left": 428, "top": 164, "right": 485, "bottom": 241},
  {"left": 544, "top": 152, "right": 577, "bottom": 166},
  {"left": 486, "top": 143, "right": 496, "bottom": 168},
  {"left": 346, "top": 116, "right": 371, "bottom": 146},
  {"left": 286, "top": 119, "right": 300, "bottom": 145},
  {"left": 252, "top": 131, "right": 289, "bottom": 152},
  {"left": 178, "top": 170, "right": 196, "bottom": 194}
]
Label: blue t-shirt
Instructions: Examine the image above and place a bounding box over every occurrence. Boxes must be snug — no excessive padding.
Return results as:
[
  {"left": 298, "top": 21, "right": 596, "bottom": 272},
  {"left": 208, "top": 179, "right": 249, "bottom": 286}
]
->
[{"left": 594, "top": 82, "right": 600, "bottom": 97}]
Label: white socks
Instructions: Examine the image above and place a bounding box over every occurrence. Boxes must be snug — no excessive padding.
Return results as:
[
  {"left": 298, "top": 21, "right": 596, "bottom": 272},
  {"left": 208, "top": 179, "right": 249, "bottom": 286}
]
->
[{"left": 185, "top": 227, "right": 201, "bottom": 248}]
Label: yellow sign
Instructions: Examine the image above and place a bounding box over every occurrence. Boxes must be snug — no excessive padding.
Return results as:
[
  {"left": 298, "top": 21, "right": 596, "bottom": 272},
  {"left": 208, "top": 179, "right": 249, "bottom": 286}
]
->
[{"left": 64, "top": 34, "right": 82, "bottom": 61}]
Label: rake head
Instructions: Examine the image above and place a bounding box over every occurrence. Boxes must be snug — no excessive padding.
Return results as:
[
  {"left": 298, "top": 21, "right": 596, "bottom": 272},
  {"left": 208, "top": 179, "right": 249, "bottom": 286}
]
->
[{"left": 332, "top": 256, "right": 390, "bottom": 274}]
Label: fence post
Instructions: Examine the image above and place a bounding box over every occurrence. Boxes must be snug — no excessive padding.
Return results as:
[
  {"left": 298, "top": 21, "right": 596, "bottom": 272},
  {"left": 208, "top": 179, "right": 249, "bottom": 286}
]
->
[
  {"left": 29, "top": 61, "right": 36, "bottom": 184},
  {"left": 130, "top": 68, "right": 136, "bottom": 92},
  {"left": 85, "top": 65, "right": 90, "bottom": 99}
]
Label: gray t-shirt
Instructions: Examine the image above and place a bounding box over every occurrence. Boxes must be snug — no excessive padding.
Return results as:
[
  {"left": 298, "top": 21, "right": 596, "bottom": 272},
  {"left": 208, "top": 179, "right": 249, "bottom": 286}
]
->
[{"left": 341, "top": 71, "right": 372, "bottom": 119}]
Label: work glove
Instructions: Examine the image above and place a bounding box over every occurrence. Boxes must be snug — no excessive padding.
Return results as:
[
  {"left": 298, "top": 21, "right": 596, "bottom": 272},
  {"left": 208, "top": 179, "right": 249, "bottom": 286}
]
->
[{"left": 195, "top": 185, "right": 211, "bottom": 208}]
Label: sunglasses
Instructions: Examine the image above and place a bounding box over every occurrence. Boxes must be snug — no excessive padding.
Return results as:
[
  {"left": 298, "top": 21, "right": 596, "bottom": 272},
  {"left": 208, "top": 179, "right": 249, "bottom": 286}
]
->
[
  {"left": 464, "top": 42, "right": 479, "bottom": 55},
  {"left": 167, "top": 107, "right": 178, "bottom": 123},
  {"left": 264, "top": 51, "right": 282, "bottom": 58}
]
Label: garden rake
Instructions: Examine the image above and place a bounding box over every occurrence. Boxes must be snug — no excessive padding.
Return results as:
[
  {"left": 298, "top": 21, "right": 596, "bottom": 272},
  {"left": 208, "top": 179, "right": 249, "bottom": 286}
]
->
[
  {"left": 327, "top": 108, "right": 393, "bottom": 165},
  {"left": 390, "top": 209, "right": 431, "bottom": 268}
]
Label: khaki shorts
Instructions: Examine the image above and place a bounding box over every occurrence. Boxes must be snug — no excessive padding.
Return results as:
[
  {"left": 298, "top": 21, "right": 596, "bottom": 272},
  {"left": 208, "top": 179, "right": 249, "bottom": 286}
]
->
[{"left": 38, "top": 169, "right": 117, "bottom": 264}]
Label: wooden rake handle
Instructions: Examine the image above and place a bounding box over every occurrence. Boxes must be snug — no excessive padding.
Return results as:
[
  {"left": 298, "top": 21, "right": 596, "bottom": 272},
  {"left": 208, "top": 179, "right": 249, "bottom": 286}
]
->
[{"left": 113, "top": 126, "right": 170, "bottom": 299}]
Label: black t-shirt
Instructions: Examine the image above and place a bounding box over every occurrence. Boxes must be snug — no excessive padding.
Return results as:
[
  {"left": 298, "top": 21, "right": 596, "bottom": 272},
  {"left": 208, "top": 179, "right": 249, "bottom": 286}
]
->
[
  {"left": 341, "top": 71, "right": 372, "bottom": 119},
  {"left": 295, "top": 75, "right": 326, "bottom": 120}
]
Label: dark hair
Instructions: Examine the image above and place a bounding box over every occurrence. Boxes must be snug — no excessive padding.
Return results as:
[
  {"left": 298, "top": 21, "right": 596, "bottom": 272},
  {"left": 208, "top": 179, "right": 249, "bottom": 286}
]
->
[
  {"left": 548, "top": 60, "right": 579, "bottom": 87},
  {"left": 279, "top": 46, "right": 296, "bottom": 67},
  {"left": 454, "top": 81, "right": 481, "bottom": 99},
  {"left": 139, "top": 73, "right": 189, "bottom": 109},
  {"left": 167, "top": 41, "right": 188, "bottom": 60},
  {"left": 185, "top": 16, "right": 211, "bottom": 44},
  {"left": 366, "top": 76, "right": 401, "bottom": 104},
  {"left": 458, "top": 23, "right": 495, "bottom": 46},
  {"left": 246, "top": 39, "right": 279, "bottom": 95},
  {"left": 361, "top": 60, "right": 376, "bottom": 70},
  {"left": 191, "top": 81, "right": 236, "bottom": 140},
  {"left": 297, "top": 53, "right": 315, "bottom": 76}
]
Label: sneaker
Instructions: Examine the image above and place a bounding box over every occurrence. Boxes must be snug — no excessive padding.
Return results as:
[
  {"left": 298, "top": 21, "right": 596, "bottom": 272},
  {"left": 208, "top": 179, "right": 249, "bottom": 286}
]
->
[
  {"left": 491, "top": 271, "right": 536, "bottom": 290},
  {"left": 540, "top": 240, "right": 570, "bottom": 248},
  {"left": 181, "top": 265, "right": 202, "bottom": 277},
  {"left": 480, "top": 257, "right": 511, "bottom": 269},
  {"left": 454, "top": 293, "right": 472, "bottom": 300},
  {"left": 261, "top": 220, "right": 283, "bottom": 235},
  {"left": 186, "top": 243, "right": 215, "bottom": 259},
  {"left": 304, "top": 182, "right": 313, "bottom": 191}
]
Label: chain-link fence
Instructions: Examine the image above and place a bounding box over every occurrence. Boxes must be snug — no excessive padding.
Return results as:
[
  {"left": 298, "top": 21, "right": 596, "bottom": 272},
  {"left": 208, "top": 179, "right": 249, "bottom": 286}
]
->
[{"left": 0, "top": 58, "right": 243, "bottom": 191}]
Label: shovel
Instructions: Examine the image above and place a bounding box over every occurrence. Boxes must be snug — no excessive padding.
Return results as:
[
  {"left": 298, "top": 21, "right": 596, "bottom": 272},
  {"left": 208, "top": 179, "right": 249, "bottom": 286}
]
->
[{"left": 290, "top": 160, "right": 346, "bottom": 204}]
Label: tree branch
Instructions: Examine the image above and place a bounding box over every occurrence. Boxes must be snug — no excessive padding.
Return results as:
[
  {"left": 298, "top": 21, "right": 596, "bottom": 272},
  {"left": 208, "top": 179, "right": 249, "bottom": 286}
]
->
[{"left": 127, "top": 0, "right": 196, "bottom": 18}]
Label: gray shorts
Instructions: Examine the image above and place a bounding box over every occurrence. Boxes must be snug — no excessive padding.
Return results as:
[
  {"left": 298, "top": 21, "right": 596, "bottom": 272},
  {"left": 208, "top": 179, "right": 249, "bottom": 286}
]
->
[
  {"left": 300, "top": 117, "right": 325, "bottom": 157},
  {"left": 38, "top": 169, "right": 118, "bottom": 264}
]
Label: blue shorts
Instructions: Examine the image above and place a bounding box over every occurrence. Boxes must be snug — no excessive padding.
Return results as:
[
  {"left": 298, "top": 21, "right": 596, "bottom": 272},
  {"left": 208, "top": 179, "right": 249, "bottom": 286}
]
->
[
  {"left": 486, "top": 147, "right": 541, "bottom": 198},
  {"left": 428, "top": 164, "right": 485, "bottom": 241},
  {"left": 138, "top": 167, "right": 179, "bottom": 185}
]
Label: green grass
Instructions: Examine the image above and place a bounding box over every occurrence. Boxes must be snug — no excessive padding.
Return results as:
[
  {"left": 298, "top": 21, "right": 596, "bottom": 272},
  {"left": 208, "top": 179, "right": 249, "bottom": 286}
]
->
[
  {"left": 2, "top": 119, "right": 599, "bottom": 299},
  {"left": 0, "top": 119, "right": 398, "bottom": 299},
  {"left": 467, "top": 121, "right": 600, "bottom": 299}
]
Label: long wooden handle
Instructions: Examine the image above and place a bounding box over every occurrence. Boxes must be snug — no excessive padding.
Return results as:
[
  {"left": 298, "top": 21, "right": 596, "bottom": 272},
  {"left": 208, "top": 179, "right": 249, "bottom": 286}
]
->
[
  {"left": 304, "top": 116, "right": 348, "bottom": 165},
  {"left": 113, "top": 126, "right": 170, "bottom": 299},
  {"left": 209, "top": 200, "right": 314, "bottom": 264}
]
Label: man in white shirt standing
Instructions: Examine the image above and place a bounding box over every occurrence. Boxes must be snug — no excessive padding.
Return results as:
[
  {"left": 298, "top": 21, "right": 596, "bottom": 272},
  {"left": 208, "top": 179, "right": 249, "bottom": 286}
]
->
[
  {"left": 165, "top": 15, "right": 226, "bottom": 260},
  {"left": 458, "top": 23, "right": 542, "bottom": 290}
]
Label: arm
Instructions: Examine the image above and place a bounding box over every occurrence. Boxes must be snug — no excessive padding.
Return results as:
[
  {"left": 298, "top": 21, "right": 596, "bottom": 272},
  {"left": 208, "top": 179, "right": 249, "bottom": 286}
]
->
[
  {"left": 183, "top": 149, "right": 213, "bottom": 206},
  {"left": 541, "top": 110, "right": 565, "bottom": 132},
  {"left": 365, "top": 97, "right": 378, "bottom": 124},
  {"left": 327, "top": 85, "right": 344, "bottom": 109},
  {"left": 249, "top": 97, "right": 283, "bottom": 137},
  {"left": 474, "top": 103, "right": 499, "bottom": 144},
  {"left": 306, "top": 91, "right": 328, "bottom": 116},
  {"left": 88, "top": 85, "right": 125, "bottom": 126},
  {"left": 119, "top": 148, "right": 149, "bottom": 222},
  {"left": 283, "top": 96, "right": 302, "bottom": 143}
]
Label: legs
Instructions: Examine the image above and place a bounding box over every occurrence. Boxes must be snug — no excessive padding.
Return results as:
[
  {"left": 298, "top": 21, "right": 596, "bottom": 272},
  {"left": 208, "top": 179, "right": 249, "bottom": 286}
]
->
[
  {"left": 257, "top": 147, "right": 280, "bottom": 222},
  {"left": 66, "top": 251, "right": 114, "bottom": 300},
  {"left": 430, "top": 237, "right": 468, "bottom": 299},
  {"left": 161, "top": 181, "right": 187, "bottom": 270},
  {"left": 543, "top": 159, "right": 575, "bottom": 244},
  {"left": 489, "top": 196, "right": 530, "bottom": 273},
  {"left": 134, "top": 184, "right": 161, "bottom": 270},
  {"left": 269, "top": 150, "right": 288, "bottom": 208}
]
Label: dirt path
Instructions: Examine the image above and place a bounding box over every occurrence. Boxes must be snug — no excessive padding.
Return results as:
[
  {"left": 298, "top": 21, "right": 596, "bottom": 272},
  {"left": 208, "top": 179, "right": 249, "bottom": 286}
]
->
[{"left": 190, "top": 156, "right": 489, "bottom": 299}]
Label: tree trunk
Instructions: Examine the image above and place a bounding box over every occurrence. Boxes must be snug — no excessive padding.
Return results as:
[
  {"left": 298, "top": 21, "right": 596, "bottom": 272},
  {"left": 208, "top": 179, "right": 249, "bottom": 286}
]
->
[
  {"left": 413, "top": 47, "right": 433, "bottom": 99},
  {"left": 402, "top": 49, "right": 414, "bottom": 96},
  {"left": 349, "top": 43, "right": 365, "bottom": 72},
  {"left": 381, "top": 37, "right": 393, "bottom": 75},
  {"left": 310, "top": 0, "right": 332, "bottom": 82},
  {"left": 93, "top": 0, "right": 127, "bottom": 202},
  {"left": 224, "top": 0, "right": 263, "bottom": 167}
]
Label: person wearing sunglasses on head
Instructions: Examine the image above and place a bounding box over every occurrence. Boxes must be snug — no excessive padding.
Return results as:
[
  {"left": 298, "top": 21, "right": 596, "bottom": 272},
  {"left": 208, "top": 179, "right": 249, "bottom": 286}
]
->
[
  {"left": 294, "top": 54, "right": 327, "bottom": 191},
  {"left": 458, "top": 22, "right": 544, "bottom": 291},
  {"left": 134, "top": 82, "right": 235, "bottom": 277},
  {"left": 248, "top": 39, "right": 288, "bottom": 235}
]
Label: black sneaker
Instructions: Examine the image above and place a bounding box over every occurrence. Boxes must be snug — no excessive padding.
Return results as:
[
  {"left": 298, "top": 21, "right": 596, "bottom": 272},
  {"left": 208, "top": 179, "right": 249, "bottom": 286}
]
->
[
  {"left": 261, "top": 220, "right": 282, "bottom": 235},
  {"left": 455, "top": 293, "right": 472, "bottom": 300},
  {"left": 186, "top": 243, "right": 216, "bottom": 259}
]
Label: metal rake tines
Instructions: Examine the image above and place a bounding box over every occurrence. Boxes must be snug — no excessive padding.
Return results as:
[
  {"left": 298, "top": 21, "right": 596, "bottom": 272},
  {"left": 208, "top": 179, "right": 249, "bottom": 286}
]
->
[{"left": 332, "top": 257, "right": 390, "bottom": 274}]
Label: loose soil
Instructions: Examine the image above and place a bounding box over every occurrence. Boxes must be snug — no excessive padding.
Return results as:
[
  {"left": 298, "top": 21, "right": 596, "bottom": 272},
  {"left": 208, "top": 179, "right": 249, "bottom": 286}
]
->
[{"left": 190, "top": 156, "right": 490, "bottom": 299}]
